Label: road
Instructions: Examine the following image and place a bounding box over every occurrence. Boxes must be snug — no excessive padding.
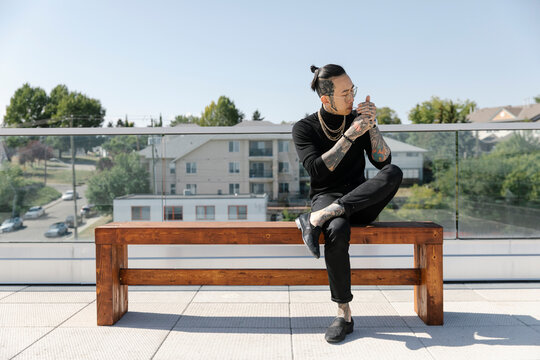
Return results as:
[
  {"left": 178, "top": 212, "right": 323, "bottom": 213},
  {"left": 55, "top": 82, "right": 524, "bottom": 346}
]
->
[{"left": 0, "top": 183, "right": 94, "bottom": 243}]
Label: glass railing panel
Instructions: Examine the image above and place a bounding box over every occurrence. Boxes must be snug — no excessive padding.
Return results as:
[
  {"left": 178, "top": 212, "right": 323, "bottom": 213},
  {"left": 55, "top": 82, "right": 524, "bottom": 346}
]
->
[
  {"left": 2, "top": 125, "right": 536, "bottom": 243},
  {"left": 377, "top": 131, "right": 457, "bottom": 239},
  {"left": 457, "top": 129, "right": 540, "bottom": 238}
]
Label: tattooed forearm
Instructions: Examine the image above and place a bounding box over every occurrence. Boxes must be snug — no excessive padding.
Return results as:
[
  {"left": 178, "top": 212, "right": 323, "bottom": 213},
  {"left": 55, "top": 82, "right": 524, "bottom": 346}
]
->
[
  {"left": 322, "top": 136, "right": 353, "bottom": 171},
  {"left": 369, "top": 126, "right": 391, "bottom": 162}
]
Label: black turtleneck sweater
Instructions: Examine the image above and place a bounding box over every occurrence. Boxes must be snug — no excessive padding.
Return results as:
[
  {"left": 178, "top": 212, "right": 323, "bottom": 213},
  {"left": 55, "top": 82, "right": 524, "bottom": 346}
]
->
[{"left": 292, "top": 106, "right": 392, "bottom": 199}]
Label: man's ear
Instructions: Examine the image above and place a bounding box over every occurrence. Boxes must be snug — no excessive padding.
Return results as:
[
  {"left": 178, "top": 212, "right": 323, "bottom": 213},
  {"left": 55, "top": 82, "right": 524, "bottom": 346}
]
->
[{"left": 320, "top": 95, "right": 329, "bottom": 105}]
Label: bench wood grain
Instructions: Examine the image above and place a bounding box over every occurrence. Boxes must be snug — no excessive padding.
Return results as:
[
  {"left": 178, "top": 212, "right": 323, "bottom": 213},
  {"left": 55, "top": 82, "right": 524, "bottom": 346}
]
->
[{"left": 95, "top": 221, "right": 443, "bottom": 326}]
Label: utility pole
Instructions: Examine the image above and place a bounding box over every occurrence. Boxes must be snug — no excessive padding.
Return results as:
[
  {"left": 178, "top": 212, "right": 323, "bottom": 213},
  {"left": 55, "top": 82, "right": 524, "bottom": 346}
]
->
[{"left": 70, "top": 115, "right": 79, "bottom": 240}]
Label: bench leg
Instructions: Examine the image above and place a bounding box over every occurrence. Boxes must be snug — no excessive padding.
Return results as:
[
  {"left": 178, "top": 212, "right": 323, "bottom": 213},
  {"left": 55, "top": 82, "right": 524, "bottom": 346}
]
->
[
  {"left": 414, "top": 244, "right": 443, "bottom": 325},
  {"left": 96, "top": 244, "right": 128, "bottom": 325}
]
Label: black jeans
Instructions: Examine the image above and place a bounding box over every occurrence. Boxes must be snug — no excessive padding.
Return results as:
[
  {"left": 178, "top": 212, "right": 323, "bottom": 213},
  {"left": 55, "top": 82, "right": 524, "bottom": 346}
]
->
[{"left": 311, "top": 164, "right": 403, "bottom": 303}]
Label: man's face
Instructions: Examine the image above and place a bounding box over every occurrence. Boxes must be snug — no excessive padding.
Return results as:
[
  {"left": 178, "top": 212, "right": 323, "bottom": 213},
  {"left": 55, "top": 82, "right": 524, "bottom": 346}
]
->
[{"left": 321, "top": 74, "right": 355, "bottom": 115}]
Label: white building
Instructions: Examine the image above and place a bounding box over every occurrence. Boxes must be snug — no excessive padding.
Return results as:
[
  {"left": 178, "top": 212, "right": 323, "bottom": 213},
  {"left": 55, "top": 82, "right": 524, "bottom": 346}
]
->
[
  {"left": 138, "top": 121, "right": 427, "bottom": 200},
  {"left": 113, "top": 194, "right": 267, "bottom": 222}
]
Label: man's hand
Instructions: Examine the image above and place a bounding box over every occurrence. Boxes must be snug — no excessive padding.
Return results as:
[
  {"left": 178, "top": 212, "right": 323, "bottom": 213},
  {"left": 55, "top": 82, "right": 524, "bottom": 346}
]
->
[
  {"left": 357, "top": 95, "right": 377, "bottom": 123},
  {"left": 345, "top": 95, "right": 376, "bottom": 140}
]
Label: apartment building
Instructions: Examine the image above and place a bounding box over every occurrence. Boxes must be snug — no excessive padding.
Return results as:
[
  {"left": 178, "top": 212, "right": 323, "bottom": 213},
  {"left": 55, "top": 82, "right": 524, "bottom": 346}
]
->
[
  {"left": 138, "top": 121, "right": 426, "bottom": 199},
  {"left": 113, "top": 194, "right": 267, "bottom": 222}
]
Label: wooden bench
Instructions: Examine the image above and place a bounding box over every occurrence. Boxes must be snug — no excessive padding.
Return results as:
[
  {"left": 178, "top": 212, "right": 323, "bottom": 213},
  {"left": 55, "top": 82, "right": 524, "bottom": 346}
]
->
[{"left": 95, "top": 221, "right": 443, "bottom": 326}]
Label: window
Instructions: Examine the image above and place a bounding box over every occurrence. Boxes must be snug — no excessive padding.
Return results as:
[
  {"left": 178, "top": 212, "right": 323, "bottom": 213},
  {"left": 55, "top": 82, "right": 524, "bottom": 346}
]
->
[
  {"left": 131, "top": 206, "right": 150, "bottom": 220},
  {"left": 186, "top": 162, "right": 197, "bottom": 174},
  {"left": 279, "top": 183, "right": 289, "bottom": 193},
  {"left": 406, "top": 152, "right": 418, "bottom": 157},
  {"left": 229, "top": 141, "right": 239, "bottom": 152},
  {"left": 249, "top": 141, "right": 272, "bottom": 156},
  {"left": 169, "top": 162, "right": 176, "bottom": 174},
  {"left": 278, "top": 162, "right": 289, "bottom": 173},
  {"left": 251, "top": 183, "right": 265, "bottom": 194},
  {"left": 196, "top": 206, "right": 215, "bottom": 220},
  {"left": 278, "top": 140, "right": 289, "bottom": 153},
  {"left": 170, "top": 183, "right": 176, "bottom": 195},
  {"left": 229, "top": 183, "right": 240, "bottom": 194},
  {"left": 228, "top": 205, "right": 247, "bottom": 220},
  {"left": 229, "top": 162, "right": 240, "bottom": 173},
  {"left": 164, "top": 206, "right": 182, "bottom": 221},
  {"left": 299, "top": 164, "right": 309, "bottom": 178},
  {"left": 185, "top": 184, "right": 197, "bottom": 195},
  {"left": 402, "top": 169, "right": 420, "bottom": 179}
]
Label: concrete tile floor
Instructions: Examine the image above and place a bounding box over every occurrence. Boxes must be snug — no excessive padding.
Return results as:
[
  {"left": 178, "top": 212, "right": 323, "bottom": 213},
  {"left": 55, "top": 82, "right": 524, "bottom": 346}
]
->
[{"left": 0, "top": 284, "right": 539, "bottom": 360}]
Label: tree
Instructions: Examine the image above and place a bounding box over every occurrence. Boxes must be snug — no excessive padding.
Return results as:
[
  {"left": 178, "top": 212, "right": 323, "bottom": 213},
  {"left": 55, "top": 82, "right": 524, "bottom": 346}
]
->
[
  {"left": 52, "top": 91, "right": 105, "bottom": 128},
  {"left": 409, "top": 97, "right": 476, "bottom": 124},
  {"left": 535, "top": 95, "right": 540, "bottom": 104},
  {"left": 0, "top": 163, "right": 25, "bottom": 216},
  {"left": 170, "top": 114, "right": 200, "bottom": 126},
  {"left": 3, "top": 83, "right": 50, "bottom": 127},
  {"left": 17, "top": 140, "right": 53, "bottom": 166},
  {"left": 376, "top": 107, "right": 401, "bottom": 124},
  {"left": 4, "top": 83, "right": 106, "bottom": 158},
  {"left": 199, "top": 96, "right": 244, "bottom": 126},
  {"left": 491, "top": 132, "right": 539, "bottom": 158},
  {"left": 86, "top": 153, "right": 150, "bottom": 214},
  {"left": 102, "top": 136, "right": 143, "bottom": 158},
  {"left": 44, "top": 85, "right": 69, "bottom": 121},
  {"left": 252, "top": 109, "right": 264, "bottom": 121},
  {"left": 48, "top": 88, "right": 106, "bottom": 157}
]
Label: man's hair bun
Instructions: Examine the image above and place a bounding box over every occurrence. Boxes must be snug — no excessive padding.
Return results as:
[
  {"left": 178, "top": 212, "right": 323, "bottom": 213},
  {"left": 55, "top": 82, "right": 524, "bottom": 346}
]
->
[{"left": 310, "top": 65, "right": 319, "bottom": 74}]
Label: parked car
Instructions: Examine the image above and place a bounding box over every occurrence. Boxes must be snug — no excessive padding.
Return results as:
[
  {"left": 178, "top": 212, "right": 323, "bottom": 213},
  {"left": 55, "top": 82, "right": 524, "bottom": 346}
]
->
[
  {"left": 23, "top": 206, "right": 45, "bottom": 219},
  {"left": 80, "top": 204, "right": 97, "bottom": 218},
  {"left": 65, "top": 215, "right": 83, "bottom": 228},
  {"left": 1, "top": 217, "right": 23, "bottom": 232},
  {"left": 44, "top": 222, "right": 68, "bottom": 237},
  {"left": 61, "top": 190, "right": 79, "bottom": 201}
]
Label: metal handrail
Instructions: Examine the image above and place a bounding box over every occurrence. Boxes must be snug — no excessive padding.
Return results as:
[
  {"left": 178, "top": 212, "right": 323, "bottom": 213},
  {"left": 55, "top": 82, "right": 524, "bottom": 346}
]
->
[{"left": 0, "top": 122, "right": 538, "bottom": 136}]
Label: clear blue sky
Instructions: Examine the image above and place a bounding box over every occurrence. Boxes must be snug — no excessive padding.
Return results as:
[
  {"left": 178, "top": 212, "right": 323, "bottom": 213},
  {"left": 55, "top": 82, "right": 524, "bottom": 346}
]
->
[{"left": 1, "top": 0, "right": 539, "bottom": 126}]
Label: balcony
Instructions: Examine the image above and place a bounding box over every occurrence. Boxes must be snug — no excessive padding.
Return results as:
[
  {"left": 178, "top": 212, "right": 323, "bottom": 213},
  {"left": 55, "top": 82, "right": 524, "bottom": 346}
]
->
[
  {"left": 249, "top": 148, "right": 273, "bottom": 157},
  {"left": 249, "top": 169, "right": 273, "bottom": 178}
]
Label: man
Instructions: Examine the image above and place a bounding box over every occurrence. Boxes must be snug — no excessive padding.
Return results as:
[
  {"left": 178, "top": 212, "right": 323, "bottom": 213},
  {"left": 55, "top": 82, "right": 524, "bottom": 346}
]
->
[{"left": 292, "top": 64, "right": 403, "bottom": 343}]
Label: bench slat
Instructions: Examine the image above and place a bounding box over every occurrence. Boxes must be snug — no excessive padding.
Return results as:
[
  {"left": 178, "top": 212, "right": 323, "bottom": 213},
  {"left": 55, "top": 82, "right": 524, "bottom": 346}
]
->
[
  {"left": 95, "top": 221, "right": 442, "bottom": 245},
  {"left": 119, "top": 268, "right": 422, "bottom": 286}
]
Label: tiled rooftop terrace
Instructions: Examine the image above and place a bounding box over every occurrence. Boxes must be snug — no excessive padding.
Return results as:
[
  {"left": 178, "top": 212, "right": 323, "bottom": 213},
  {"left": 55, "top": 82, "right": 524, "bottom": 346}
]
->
[{"left": 1, "top": 283, "right": 540, "bottom": 359}]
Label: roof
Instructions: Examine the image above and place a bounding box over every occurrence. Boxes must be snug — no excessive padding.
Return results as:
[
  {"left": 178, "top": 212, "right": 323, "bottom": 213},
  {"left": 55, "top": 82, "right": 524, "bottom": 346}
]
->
[{"left": 467, "top": 104, "right": 540, "bottom": 123}]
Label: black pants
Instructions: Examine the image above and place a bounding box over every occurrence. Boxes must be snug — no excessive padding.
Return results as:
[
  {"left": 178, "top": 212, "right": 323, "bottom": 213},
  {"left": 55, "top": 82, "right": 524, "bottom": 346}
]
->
[{"left": 311, "top": 164, "right": 403, "bottom": 303}]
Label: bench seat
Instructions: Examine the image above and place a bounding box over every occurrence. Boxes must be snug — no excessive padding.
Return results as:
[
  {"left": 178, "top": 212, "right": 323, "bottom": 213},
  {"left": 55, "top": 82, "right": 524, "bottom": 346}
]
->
[{"left": 95, "top": 221, "right": 443, "bottom": 326}]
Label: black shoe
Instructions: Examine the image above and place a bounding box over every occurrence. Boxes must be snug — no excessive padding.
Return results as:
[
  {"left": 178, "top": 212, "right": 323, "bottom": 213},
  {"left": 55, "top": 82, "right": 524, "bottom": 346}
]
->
[
  {"left": 325, "top": 317, "right": 354, "bottom": 343},
  {"left": 295, "top": 213, "right": 321, "bottom": 259}
]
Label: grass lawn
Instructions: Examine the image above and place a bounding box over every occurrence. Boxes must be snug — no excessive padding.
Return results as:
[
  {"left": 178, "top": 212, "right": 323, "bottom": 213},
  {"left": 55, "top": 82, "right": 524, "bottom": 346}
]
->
[
  {"left": 23, "top": 166, "right": 94, "bottom": 185},
  {"left": 24, "top": 185, "right": 62, "bottom": 207},
  {"left": 57, "top": 155, "right": 99, "bottom": 166},
  {"left": 78, "top": 214, "right": 112, "bottom": 239}
]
